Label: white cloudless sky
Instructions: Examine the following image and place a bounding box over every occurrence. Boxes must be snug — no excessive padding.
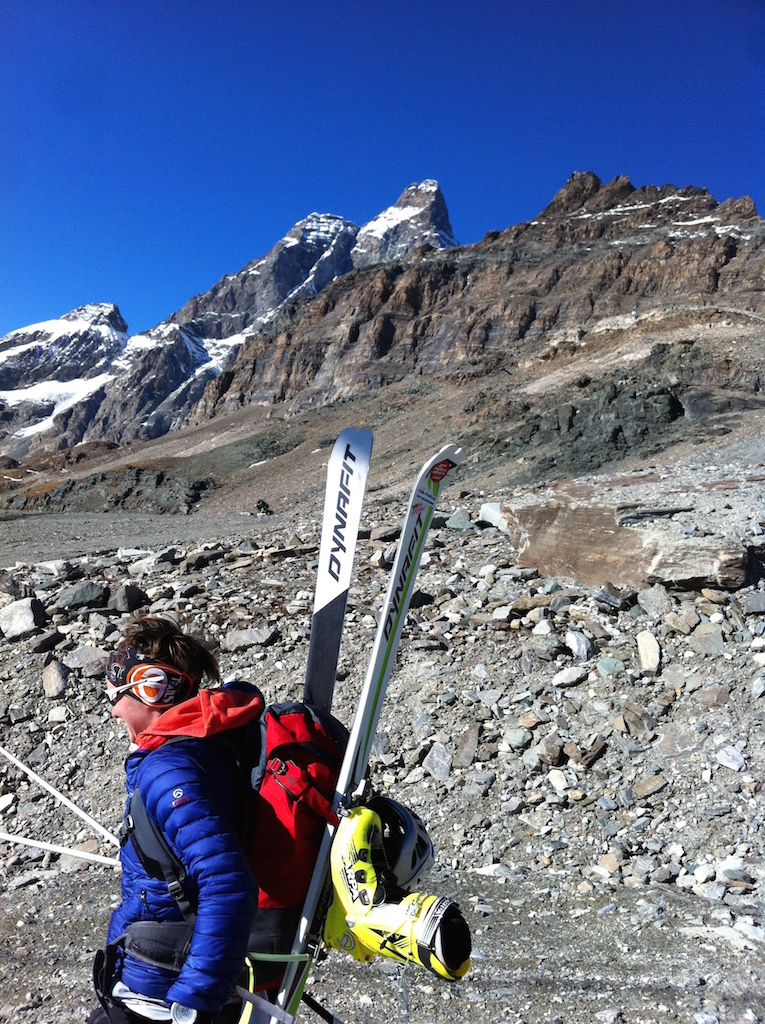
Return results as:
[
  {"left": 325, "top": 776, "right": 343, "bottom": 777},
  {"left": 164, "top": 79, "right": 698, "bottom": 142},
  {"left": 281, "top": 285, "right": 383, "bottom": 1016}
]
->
[{"left": 1, "top": 0, "right": 763, "bottom": 336}]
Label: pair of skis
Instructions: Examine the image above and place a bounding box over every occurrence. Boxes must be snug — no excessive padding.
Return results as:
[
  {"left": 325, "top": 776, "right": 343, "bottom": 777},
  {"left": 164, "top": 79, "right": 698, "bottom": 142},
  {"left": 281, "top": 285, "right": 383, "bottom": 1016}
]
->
[{"left": 267, "top": 429, "right": 463, "bottom": 1024}]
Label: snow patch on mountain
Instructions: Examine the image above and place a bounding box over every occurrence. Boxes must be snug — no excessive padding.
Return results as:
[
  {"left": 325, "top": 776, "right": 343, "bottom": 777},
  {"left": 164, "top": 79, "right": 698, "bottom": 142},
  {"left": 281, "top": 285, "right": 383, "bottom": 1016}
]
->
[
  {"left": 360, "top": 204, "right": 423, "bottom": 238},
  {"left": 0, "top": 373, "right": 112, "bottom": 438},
  {"left": 0, "top": 304, "right": 128, "bottom": 367},
  {"left": 203, "top": 333, "right": 250, "bottom": 370}
]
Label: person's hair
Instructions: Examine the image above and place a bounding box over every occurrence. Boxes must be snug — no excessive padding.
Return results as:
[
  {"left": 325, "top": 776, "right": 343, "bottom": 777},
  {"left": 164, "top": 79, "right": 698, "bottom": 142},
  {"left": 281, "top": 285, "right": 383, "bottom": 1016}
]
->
[{"left": 121, "top": 614, "right": 220, "bottom": 687}]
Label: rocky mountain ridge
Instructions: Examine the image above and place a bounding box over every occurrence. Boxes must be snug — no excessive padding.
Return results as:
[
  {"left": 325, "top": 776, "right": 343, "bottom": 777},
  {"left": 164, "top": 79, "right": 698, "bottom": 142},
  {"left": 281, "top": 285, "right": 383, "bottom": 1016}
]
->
[
  {"left": 1, "top": 172, "right": 763, "bottom": 525},
  {"left": 194, "top": 171, "right": 762, "bottom": 420},
  {"left": 0, "top": 181, "right": 456, "bottom": 458}
]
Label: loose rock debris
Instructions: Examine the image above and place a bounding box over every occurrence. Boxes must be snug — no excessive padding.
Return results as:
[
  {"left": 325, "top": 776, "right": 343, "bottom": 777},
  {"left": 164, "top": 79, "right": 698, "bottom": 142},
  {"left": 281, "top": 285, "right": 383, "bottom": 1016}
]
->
[{"left": 1, "top": 493, "right": 765, "bottom": 1024}]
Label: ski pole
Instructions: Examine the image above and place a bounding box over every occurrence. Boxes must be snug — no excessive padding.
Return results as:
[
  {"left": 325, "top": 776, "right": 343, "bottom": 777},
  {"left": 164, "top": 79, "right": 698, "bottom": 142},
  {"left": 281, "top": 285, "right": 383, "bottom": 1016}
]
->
[
  {"left": 0, "top": 830, "right": 120, "bottom": 866},
  {"left": 0, "top": 743, "right": 120, "bottom": 848},
  {"left": 300, "top": 992, "right": 347, "bottom": 1024}
]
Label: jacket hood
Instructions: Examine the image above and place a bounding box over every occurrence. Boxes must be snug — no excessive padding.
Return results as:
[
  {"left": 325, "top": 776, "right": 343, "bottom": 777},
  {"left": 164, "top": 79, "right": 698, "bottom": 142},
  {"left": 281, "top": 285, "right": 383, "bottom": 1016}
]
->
[{"left": 135, "top": 682, "right": 264, "bottom": 753}]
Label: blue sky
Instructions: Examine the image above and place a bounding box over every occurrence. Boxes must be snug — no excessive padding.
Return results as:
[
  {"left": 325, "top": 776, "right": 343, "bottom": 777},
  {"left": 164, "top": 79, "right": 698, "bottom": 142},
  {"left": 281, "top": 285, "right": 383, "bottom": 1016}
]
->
[{"left": 1, "top": 0, "right": 764, "bottom": 337}]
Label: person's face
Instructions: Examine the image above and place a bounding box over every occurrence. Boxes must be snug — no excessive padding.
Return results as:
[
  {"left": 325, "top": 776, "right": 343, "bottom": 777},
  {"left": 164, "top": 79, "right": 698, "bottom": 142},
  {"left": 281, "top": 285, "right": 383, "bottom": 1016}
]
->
[{"left": 105, "top": 682, "right": 162, "bottom": 742}]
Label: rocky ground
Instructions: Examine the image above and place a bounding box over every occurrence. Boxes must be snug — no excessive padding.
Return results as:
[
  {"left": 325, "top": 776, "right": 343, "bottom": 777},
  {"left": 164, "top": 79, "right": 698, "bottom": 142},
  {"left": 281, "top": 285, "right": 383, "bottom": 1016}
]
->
[{"left": 1, "top": 436, "right": 765, "bottom": 1024}]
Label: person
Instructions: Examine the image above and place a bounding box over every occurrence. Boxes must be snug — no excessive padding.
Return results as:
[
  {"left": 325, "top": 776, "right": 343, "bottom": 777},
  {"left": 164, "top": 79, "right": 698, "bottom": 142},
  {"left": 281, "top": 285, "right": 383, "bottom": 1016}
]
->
[{"left": 89, "top": 614, "right": 264, "bottom": 1024}]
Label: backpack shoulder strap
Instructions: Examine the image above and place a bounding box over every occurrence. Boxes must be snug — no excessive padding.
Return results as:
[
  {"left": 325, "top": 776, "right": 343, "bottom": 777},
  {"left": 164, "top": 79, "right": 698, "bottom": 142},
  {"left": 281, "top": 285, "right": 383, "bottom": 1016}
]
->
[{"left": 123, "top": 787, "right": 197, "bottom": 927}]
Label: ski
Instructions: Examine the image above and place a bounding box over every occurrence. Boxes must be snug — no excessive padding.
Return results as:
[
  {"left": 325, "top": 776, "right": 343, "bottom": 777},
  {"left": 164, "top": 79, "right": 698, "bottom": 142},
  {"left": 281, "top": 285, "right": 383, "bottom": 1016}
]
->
[
  {"left": 303, "top": 428, "right": 373, "bottom": 714},
  {"left": 341, "top": 442, "right": 464, "bottom": 794},
  {"left": 272, "top": 443, "right": 464, "bottom": 1024}
]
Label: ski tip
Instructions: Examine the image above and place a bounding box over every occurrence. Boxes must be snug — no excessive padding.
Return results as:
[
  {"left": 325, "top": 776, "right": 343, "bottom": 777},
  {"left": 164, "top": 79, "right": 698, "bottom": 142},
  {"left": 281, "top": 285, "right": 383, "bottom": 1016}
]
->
[
  {"left": 335, "top": 427, "right": 374, "bottom": 450},
  {"left": 425, "top": 444, "right": 464, "bottom": 484}
]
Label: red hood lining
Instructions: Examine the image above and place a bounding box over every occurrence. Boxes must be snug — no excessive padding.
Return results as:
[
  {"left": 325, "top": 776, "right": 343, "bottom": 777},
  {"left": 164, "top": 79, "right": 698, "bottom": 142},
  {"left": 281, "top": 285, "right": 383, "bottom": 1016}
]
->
[{"left": 135, "top": 687, "right": 264, "bottom": 753}]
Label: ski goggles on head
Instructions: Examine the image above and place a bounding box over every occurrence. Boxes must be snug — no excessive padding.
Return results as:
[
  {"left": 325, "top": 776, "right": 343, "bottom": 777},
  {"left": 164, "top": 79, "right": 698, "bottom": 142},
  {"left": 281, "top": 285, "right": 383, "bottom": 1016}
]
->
[
  {"left": 105, "top": 645, "right": 195, "bottom": 707},
  {"left": 104, "top": 680, "right": 135, "bottom": 705}
]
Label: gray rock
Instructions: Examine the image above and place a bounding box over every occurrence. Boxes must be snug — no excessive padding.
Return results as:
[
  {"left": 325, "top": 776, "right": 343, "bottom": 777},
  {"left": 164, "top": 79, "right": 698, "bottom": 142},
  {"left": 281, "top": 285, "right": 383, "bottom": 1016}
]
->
[
  {"left": 112, "top": 583, "right": 150, "bottom": 613},
  {"left": 422, "top": 742, "right": 453, "bottom": 781},
  {"left": 502, "top": 796, "right": 524, "bottom": 815},
  {"left": 597, "top": 657, "right": 625, "bottom": 678},
  {"left": 694, "top": 863, "right": 717, "bottom": 883},
  {"left": 741, "top": 592, "right": 765, "bottom": 615},
  {"left": 30, "top": 629, "right": 64, "bottom": 654},
  {"left": 687, "top": 623, "right": 725, "bottom": 656},
  {"left": 62, "top": 644, "right": 109, "bottom": 678},
  {"left": 596, "top": 796, "right": 619, "bottom": 811},
  {"left": 618, "top": 786, "right": 635, "bottom": 808},
  {"left": 565, "top": 630, "right": 597, "bottom": 660},
  {"left": 532, "top": 732, "right": 563, "bottom": 766},
  {"left": 656, "top": 725, "right": 706, "bottom": 758},
  {"left": 715, "top": 746, "right": 746, "bottom": 772},
  {"left": 695, "top": 683, "right": 729, "bottom": 708},
  {"left": 632, "top": 855, "right": 657, "bottom": 879},
  {"left": 370, "top": 525, "right": 400, "bottom": 542},
  {"left": 639, "top": 585, "right": 671, "bottom": 614},
  {"left": 503, "top": 727, "right": 533, "bottom": 751},
  {"left": 413, "top": 712, "right": 436, "bottom": 739},
  {"left": 636, "top": 629, "right": 661, "bottom": 675},
  {"left": 222, "top": 626, "right": 278, "bottom": 651},
  {"left": 0, "top": 598, "right": 46, "bottom": 639},
  {"left": 452, "top": 724, "right": 480, "bottom": 768},
  {"left": 637, "top": 584, "right": 672, "bottom": 618},
  {"left": 445, "top": 510, "right": 475, "bottom": 533},
  {"left": 54, "top": 582, "right": 109, "bottom": 610},
  {"left": 521, "top": 746, "right": 542, "bottom": 772},
  {"left": 552, "top": 665, "right": 589, "bottom": 688},
  {"left": 466, "top": 770, "right": 496, "bottom": 796},
  {"left": 42, "top": 660, "right": 71, "bottom": 698},
  {"left": 402, "top": 765, "right": 427, "bottom": 785}
]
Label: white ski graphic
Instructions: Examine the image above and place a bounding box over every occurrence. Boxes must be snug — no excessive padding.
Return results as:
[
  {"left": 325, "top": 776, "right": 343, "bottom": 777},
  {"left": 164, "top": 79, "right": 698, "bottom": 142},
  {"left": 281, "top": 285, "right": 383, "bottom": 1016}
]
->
[{"left": 303, "top": 427, "right": 373, "bottom": 712}]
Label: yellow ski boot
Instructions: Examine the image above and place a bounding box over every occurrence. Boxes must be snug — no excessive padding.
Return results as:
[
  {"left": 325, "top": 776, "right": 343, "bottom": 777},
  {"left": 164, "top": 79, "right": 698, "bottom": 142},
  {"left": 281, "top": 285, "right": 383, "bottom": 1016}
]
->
[{"left": 324, "top": 806, "right": 471, "bottom": 981}]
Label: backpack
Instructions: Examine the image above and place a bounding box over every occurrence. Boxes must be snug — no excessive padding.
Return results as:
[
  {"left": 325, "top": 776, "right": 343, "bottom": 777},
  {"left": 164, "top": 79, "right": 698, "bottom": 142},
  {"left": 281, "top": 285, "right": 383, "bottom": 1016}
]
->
[{"left": 123, "top": 695, "right": 348, "bottom": 984}]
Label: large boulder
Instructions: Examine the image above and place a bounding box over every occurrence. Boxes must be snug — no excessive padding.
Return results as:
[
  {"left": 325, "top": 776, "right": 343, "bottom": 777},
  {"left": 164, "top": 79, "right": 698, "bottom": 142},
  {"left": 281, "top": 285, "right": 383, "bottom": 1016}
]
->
[
  {"left": 505, "top": 501, "right": 756, "bottom": 591},
  {"left": 0, "top": 597, "right": 46, "bottom": 639}
]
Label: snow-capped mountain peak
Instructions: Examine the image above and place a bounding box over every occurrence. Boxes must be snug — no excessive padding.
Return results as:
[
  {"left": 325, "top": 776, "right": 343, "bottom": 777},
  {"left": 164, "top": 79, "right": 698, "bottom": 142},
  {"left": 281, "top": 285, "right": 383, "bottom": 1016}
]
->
[
  {"left": 0, "top": 303, "right": 128, "bottom": 388},
  {"left": 0, "top": 182, "right": 457, "bottom": 456},
  {"left": 350, "top": 180, "right": 458, "bottom": 268}
]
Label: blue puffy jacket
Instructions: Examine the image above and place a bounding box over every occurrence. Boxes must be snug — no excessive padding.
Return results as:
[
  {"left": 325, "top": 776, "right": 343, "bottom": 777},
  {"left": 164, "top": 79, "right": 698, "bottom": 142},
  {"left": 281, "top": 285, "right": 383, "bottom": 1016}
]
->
[{"left": 107, "top": 685, "right": 264, "bottom": 1014}]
